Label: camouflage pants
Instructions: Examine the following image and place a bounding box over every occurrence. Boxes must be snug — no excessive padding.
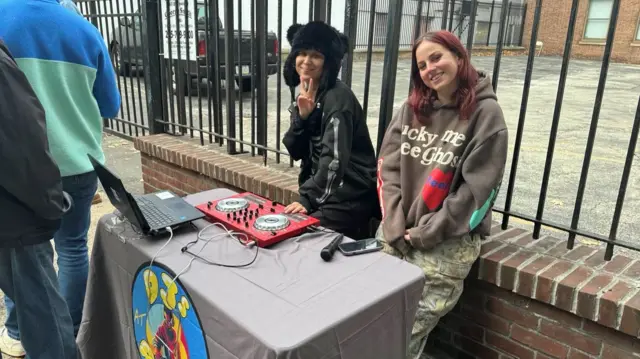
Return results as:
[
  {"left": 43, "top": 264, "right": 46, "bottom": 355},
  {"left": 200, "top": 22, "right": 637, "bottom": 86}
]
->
[{"left": 375, "top": 227, "right": 482, "bottom": 359}]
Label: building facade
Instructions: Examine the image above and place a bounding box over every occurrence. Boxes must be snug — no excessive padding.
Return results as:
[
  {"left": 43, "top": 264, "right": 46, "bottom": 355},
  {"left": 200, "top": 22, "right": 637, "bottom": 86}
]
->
[{"left": 522, "top": 0, "right": 640, "bottom": 64}]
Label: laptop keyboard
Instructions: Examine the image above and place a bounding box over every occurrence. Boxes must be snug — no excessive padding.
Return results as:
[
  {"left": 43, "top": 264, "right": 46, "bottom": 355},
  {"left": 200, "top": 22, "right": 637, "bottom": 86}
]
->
[{"left": 137, "top": 197, "right": 176, "bottom": 228}]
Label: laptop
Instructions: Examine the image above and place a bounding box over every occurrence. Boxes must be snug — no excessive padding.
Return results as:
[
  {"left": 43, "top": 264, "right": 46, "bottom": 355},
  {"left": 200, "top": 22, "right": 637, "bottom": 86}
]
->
[{"left": 88, "top": 155, "right": 205, "bottom": 235}]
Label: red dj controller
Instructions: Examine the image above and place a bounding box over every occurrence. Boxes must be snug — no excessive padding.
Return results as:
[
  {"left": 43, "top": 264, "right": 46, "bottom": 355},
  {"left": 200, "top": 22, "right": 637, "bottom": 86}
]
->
[{"left": 195, "top": 192, "right": 320, "bottom": 247}]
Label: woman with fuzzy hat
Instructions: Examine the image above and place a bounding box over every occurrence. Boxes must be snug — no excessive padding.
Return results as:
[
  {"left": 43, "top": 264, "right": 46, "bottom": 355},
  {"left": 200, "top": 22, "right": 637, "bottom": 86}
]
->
[{"left": 282, "top": 21, "right": 378, "bottom": 240}]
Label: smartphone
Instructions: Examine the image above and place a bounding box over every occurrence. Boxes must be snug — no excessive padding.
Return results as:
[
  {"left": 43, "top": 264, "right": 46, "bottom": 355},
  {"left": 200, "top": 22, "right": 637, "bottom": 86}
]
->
[{"left": 338, "top": 238, "right": 384, "bottom": 256}]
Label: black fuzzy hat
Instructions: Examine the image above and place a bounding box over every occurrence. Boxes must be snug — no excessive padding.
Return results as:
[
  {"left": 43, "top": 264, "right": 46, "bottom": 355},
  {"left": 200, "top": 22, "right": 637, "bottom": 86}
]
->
[{"left": 283, "top": 21, "right": 350, "bottom": 92}]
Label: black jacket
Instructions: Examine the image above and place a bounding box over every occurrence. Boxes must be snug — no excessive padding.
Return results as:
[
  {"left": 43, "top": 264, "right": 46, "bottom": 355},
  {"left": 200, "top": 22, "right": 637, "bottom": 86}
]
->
[
  {"left": 283, "top": 80, "right": 378, "bottom": 212},
  {"left": 0, "top": 40, "right": 70, "bottom": 248}
]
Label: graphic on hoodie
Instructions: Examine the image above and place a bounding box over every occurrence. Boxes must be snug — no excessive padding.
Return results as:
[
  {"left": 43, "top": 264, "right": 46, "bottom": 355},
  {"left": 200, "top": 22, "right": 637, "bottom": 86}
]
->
[
  {"left": 132, "top": 263, "right": 209, "bottom": 359},
  {"left": 400, "top": 125, "right": 468, "bottom": 211}
]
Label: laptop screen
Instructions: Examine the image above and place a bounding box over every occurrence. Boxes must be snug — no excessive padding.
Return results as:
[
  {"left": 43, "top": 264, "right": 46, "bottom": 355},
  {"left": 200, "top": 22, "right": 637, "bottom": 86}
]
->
[{"left": 88, "top": 155, "right": 145, "bottom": 231}]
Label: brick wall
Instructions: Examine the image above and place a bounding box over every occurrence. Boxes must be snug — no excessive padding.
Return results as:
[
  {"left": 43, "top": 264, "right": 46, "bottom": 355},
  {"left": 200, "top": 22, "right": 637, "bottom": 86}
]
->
[
  {"left": 134, "top": 134, "right": 640, "bottom": 358},
  {"left": 521, "top": 0, "right": 640, "bottom": 64}
]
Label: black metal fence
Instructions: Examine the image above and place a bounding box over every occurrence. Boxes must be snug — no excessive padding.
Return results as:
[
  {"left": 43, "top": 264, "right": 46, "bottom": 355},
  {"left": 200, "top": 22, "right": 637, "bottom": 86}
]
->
[{"left": 79, "top": 0, "right": 640, "bottom": 260}]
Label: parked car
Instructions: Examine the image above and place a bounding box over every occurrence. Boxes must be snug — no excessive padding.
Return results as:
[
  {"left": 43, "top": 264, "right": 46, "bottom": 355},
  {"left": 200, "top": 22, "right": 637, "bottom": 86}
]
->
[{"left": 108, "top": 4, "right": 279, "bottom": 93}]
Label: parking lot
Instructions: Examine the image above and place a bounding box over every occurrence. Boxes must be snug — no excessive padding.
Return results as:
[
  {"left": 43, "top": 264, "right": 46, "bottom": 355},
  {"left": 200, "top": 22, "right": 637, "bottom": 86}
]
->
[{"left": 109, "top": 55, "right": 640, "bottom": 254}]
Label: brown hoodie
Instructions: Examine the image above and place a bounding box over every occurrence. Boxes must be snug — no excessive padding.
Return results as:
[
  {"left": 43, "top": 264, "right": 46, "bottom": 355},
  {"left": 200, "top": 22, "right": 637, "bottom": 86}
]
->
[{"left": 377, "top": 72, "right": 508, "bottom": 253}]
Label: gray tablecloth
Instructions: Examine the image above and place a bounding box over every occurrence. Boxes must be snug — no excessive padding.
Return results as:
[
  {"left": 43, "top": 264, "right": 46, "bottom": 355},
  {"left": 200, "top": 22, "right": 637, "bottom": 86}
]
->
[{"left": 77, "top": 188, "right": 425, "bottom": 359}]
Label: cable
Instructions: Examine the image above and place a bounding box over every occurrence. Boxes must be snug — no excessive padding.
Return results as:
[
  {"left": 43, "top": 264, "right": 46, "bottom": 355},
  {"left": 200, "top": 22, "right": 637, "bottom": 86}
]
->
[{"left": 179, "top": 222, "right": 259, "bottom": 269}]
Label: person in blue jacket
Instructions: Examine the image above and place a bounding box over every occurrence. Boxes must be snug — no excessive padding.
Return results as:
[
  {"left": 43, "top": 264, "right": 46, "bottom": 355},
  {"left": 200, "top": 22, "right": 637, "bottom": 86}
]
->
[{"left": 0, "top": 0, "right": 120, "bottom": 355}]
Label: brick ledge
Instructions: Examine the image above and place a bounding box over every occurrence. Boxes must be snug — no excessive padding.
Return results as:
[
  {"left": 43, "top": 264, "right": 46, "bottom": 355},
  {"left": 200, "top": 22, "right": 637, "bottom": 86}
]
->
[
  {"left": 481, "top": 224, "right": 640, "bottom": 339},
  {"left": 134, "top": 134, "right": 640, "bottom": 339},
  {"left": 133, "top": 134, "right": 301, "bottom": 204}
]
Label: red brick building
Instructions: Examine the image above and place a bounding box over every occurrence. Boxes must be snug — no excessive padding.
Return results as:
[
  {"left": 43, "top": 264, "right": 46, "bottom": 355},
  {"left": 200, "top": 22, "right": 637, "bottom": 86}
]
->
[{"left": 522, "top": 0, "right": 640, "bottom": 64}]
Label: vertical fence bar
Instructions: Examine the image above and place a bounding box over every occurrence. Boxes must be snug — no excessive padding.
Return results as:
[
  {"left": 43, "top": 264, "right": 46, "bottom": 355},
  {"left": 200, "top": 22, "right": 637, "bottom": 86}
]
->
[
  {"left": 362, "top": 0, "right": 377, "bottom": 121},
  {"left": 606, "top": 97, "right": 640, "bottom": 260},
  {"left": 224, "top": 0, "right": 237, "bottom": 154},
  {"left": 106, "top": 0, "right": 123, "bottom": 132},
  {"left": 250, "top": 0, "right": 256, "bottom": 155},
  {"left": 447, "top": 0, "right": 455, "bottom": 32},
  {"left": 314, "top": 0, "right": 328, "bottom": 21},
  {"left": 408, "top": 0, "right": 424, "bottom": 94},
  {"left": 567, "top": 0, "right": 621, "bottom": 249},
  {"left": 466, "top": 0, "right": 477, "bottom": 55},
  {"left": 115, "top": 0, "right": 133, "bottom": 135},
  {"left": 486, "top": 0, "right": 495, "bottom": 45},
  {"left": 237, "top": 0, "right": 244, "bottom": 153},
  {"left": 491, "top": 0, "right": 509, "bottom": 92},
  {"left": 293, "top": 0, "right": 298, "bottom": 22},
  {"left": 532, "top": 0, "right": 580, "bottom": 238},
  {"left": 89, "top": 0, "right": 99, "bottom": 28},
  {"left": 144, "top": 0, "right": 165, "bottom": 134},
  {"left": 210, "top": 0, "right": 224, "bottom": 145},
  {"left": 412, "top": 0, "right": 424, "bottom": 42},
  {"left": 376, "top": 0, "right": 404, "bottom": 154},
  {"left": 424, "top": 0, "right": 431, "bottom": 32},
  {"left": 441, "top": 0, "right": 450, "bottom": 30},
  {"left": 184, "top": 0, "right": 193, "bottom": 138},
  {"left": 134, "top": 0, "right": 148, "bottom": 136},
  {"left": 518, "top": 3, "right": 527, "bottom": 46},
  {"left": 195, "top": 0, "right": 203, "bottom": 144},
  {"left": 174, "top": 0, "right": 187, "bottom": 135},
  {"left": 289, "top": 0, "right": 298, "bottom": 167},
  {"left": 342, "top": 0, "right": 359, "bottom": 86},
  {"left": 256, "top": 0, "right": 268, "bottom": 156},
  {"left": 164, "top": 0, "right": 176, "bottom": 133},
  {"left": 276, "top": 0, "right": 283, "bottom": 163},
  {"left": 501, "top": 0, "right": 542, "bottom": 230},
  {"left": 504, "top": 2, "right": 512, "bottom": 46},
  {"left": 204, "top": 0, "right": 213, "bottom": 143}
]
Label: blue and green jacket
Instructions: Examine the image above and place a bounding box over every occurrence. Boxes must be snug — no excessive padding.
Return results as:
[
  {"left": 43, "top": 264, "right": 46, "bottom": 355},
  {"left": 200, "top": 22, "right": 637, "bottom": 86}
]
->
[{"left": 0, "top": 0, "right": 120, "bottom": 177}]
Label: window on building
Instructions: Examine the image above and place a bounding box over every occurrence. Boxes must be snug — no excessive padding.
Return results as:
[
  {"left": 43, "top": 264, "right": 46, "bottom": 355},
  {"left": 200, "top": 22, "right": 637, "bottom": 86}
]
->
[
  {"left": 636, "top": 17, "right": 640, "bottom": 40},
  {"left": 583, "top": 0, "right": 613, "bottom": 40}
]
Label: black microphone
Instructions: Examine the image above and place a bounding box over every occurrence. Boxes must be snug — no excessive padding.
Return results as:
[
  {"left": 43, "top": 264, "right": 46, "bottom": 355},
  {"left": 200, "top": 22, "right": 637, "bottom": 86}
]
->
[{"left": 321, "top": 233, "right": 344, "bottom": 262}]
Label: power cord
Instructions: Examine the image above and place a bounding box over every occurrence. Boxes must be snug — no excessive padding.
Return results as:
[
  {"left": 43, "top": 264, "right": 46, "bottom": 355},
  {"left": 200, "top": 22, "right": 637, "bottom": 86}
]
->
[{"left": 180, "top": 222, "right": 259, "bottom": 268}]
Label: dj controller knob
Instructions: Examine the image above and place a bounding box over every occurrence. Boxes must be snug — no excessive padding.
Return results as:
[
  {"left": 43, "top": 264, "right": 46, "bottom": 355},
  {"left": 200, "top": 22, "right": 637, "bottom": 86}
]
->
[
  {"left": 226, "top": 213, "right": 230, "bottom": 219},
  {"left": 259, "top": 204, "right": 264, "bottom": 209},
  {"left": 207, "top": 201, "right": 212, "bottom": 209},
  {"left": 270, "top": 208, "right": 275, "bottom": 213}
]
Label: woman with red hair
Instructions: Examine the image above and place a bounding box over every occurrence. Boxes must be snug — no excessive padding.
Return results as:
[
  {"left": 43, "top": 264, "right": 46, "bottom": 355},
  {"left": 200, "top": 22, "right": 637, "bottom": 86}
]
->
[{"left": 376, "top": 30, "right": 508, "bottom": 358}]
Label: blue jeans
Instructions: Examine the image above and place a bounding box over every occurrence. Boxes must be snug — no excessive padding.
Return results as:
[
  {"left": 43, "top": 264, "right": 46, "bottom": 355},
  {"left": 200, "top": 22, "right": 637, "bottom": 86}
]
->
[
  {"left": 5, "top": 171, "right": 98, "bottom": 338},
  {"left": 0, "top": 242, "right": 78, "bottom": 359}
]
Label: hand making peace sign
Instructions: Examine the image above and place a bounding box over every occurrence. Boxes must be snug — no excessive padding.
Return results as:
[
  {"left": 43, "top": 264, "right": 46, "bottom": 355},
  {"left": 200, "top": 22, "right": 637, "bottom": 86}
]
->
[{"left": 297, "top": 77, "right": 318, "bottom": 120}]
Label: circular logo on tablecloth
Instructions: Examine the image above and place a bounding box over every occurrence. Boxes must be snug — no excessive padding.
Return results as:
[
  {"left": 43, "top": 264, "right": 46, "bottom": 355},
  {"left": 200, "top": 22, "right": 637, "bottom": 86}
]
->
[{"left": 131, "top": 262, "right": 208, "bottom": 359}]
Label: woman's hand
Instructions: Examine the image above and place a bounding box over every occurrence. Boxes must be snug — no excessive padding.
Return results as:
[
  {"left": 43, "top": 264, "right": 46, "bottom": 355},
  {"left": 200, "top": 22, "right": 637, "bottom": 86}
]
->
[
  {"left": 297, "top": 77, "right": 317, "bottom": 120},
  {"left": 284, "top": 201, "right": 308, "bottom": 214},
  {"left": 404, "top": 230, "right": 411, "bottom": 241}
]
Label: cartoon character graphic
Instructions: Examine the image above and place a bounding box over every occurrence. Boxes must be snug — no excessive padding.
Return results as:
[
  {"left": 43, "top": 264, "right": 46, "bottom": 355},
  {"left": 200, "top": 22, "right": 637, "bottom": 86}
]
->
[{"left": 131, "top": 263, "right": 208, "bottom": 359}]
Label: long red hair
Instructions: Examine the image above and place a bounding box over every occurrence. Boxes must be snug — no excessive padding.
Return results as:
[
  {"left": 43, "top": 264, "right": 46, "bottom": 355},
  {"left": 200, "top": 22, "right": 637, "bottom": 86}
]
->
[{"left": 408, "top": 30, "right": 479, "bottom": 123}]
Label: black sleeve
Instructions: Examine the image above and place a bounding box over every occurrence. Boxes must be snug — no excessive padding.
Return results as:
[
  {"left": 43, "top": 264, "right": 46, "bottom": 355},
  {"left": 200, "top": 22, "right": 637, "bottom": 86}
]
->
[
  {"left": 298, "top": 110, "right": 353, "bottom": 211},
  {"left": 0, "top": 44, "right": 66, "bottom": 220},
  {"left": 282, "top": 103, "right": 312, "bottom": 160}
]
